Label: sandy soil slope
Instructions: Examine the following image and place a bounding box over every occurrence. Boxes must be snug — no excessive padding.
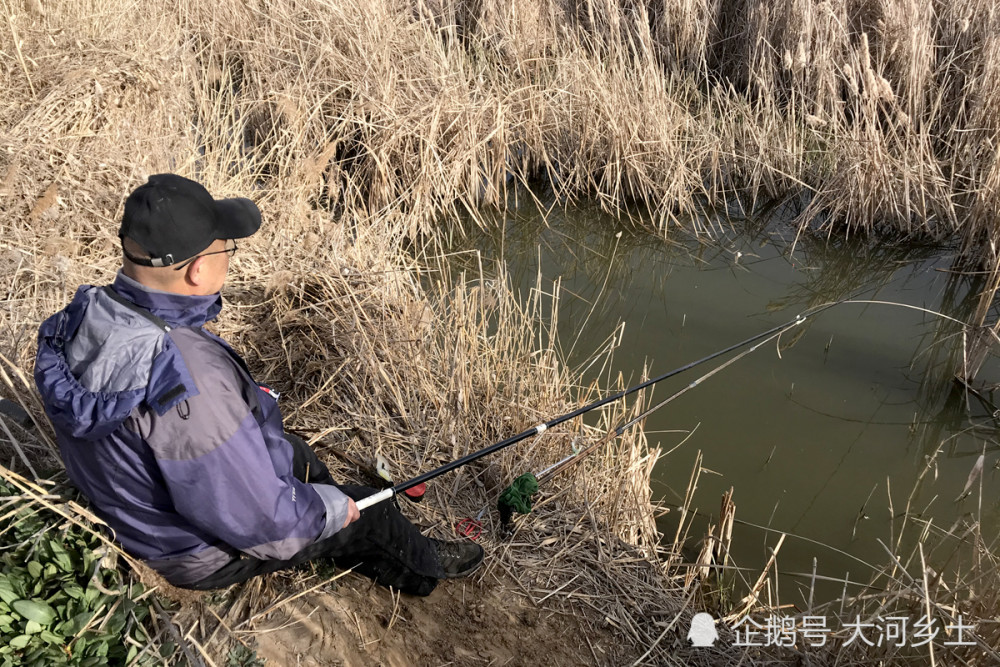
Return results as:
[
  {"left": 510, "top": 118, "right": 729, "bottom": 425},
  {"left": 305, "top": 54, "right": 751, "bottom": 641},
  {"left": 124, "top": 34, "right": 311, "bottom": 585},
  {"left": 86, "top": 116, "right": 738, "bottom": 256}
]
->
[{"left": 253, "top": 569, "right": 620, "bottom": 666}]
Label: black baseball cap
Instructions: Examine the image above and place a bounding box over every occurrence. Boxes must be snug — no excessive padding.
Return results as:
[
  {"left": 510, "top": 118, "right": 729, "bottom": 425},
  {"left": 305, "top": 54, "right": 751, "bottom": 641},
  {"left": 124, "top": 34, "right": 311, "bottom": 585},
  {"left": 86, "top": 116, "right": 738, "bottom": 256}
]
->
[{"left": 119, "top": 174, "right": 261, "bottom": 267}]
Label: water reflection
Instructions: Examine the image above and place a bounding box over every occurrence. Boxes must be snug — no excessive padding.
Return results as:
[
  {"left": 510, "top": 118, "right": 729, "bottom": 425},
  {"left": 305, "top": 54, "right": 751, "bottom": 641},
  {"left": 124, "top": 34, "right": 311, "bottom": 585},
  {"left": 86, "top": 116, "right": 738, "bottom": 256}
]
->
[{"left": 445, "top": 196, "right": 999, "bottom": 596}]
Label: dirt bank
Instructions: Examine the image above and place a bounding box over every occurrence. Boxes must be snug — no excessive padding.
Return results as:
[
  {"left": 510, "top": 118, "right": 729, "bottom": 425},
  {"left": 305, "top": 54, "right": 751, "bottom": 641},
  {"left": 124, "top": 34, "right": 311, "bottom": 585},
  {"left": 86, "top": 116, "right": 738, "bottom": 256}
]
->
[{"left": 252, "top": 571, "right": 619, "bottom": 666}]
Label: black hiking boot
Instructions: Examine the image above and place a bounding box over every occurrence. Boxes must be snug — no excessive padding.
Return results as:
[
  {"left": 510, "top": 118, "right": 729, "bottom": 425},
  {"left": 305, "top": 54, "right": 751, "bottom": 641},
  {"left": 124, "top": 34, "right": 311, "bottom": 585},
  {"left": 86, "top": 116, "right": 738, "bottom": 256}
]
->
[{"left": 432, "top": 539, "right": 484, "bottom": 579}]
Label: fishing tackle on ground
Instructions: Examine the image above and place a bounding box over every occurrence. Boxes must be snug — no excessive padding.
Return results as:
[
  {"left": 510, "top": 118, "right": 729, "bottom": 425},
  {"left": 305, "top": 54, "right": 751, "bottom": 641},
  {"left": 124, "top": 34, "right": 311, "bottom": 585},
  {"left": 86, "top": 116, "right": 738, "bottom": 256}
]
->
[{"left": 455, "top": 507, "right": 488, "bottom": 540}]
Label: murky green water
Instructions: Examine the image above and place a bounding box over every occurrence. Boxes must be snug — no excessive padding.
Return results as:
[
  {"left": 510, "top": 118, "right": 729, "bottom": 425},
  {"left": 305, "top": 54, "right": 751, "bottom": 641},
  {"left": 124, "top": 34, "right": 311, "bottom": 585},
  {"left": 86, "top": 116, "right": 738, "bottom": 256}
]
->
[{"left": 451, "top": 197, "right": 1000, "bottom": 601}]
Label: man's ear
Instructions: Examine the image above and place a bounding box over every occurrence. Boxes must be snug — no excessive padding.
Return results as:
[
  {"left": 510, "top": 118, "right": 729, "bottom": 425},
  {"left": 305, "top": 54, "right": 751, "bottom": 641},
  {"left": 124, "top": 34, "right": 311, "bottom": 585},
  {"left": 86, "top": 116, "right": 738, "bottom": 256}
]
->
[{"left": 184, "top": 256, "right": 208, "bottom": 287}]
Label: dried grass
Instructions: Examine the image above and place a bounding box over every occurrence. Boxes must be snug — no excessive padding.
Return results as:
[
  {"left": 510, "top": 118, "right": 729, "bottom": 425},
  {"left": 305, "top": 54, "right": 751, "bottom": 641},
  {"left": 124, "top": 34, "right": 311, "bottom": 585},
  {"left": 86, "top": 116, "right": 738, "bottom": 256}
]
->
[{"left": 2, "top": 0, "right": 1000, "bottom": 664}]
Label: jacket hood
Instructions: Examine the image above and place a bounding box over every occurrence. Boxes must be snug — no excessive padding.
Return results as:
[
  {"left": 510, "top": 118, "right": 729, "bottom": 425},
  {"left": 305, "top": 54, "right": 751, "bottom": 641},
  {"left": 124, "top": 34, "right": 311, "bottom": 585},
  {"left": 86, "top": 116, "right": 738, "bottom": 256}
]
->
[{"left": 34, "top": 274, "right": 212, "bottom": 441}]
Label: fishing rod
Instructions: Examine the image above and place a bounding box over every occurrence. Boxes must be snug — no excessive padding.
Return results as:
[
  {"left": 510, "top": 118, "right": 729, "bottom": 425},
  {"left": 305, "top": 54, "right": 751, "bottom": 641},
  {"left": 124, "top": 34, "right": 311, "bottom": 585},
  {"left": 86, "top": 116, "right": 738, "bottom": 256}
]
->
[
  {"left": 355, "top": 301, "right": 839, "bottom": 512},
  {"left": 543, "top": 328, "right": 784, "bottom": 483},
  {"left": 496, "top": 326, "right": 789, "bottom": 525}
]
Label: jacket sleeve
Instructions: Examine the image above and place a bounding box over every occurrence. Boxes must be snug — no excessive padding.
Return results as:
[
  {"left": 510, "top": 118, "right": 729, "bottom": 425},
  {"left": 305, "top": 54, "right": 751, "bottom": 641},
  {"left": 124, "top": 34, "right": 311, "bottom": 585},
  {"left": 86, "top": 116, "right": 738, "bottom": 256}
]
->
[{"left": 140, "top": 334, "right": 351, "bottom": 560}]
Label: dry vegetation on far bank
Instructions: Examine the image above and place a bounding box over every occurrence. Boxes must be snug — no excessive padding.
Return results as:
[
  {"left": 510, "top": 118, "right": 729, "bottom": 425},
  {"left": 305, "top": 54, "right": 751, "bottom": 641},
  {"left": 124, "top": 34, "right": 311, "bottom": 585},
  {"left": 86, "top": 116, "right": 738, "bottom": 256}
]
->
[{"left": 2, "top": 0, "right": 1000, "bottom": 665}]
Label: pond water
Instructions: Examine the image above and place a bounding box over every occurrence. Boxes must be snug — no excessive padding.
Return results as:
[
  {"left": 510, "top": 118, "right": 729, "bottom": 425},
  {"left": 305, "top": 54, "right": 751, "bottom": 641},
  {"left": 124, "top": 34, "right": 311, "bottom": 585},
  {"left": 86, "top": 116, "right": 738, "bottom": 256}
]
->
[{"left": 450, "top": 196, "right": 1000, "bottom": 603}]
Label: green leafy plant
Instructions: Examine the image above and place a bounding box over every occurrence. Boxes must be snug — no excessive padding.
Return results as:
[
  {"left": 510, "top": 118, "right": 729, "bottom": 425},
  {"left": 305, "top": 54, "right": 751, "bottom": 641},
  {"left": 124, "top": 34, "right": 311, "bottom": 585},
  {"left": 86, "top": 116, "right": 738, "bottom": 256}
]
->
[
  {"left": 0, "top": 481, "right": 170, "bottom": 666},
  {"left": 225, "top": 643, "right": 266, "bottom": 667}
]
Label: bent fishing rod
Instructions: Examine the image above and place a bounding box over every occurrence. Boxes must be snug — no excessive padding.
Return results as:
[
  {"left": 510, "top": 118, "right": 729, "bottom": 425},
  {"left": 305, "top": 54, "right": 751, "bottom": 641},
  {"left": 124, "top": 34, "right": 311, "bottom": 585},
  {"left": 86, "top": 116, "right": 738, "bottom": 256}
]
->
[{"left": 355, "top": 300, "right": 839, "bottom": 511}]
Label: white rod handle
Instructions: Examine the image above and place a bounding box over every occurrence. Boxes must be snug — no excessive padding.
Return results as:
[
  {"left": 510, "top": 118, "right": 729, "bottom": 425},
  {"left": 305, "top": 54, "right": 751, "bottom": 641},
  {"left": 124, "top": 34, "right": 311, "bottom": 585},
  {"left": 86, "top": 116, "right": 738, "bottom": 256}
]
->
[{"left": 355, "top": 488, "right": 395, "bottom": 511}]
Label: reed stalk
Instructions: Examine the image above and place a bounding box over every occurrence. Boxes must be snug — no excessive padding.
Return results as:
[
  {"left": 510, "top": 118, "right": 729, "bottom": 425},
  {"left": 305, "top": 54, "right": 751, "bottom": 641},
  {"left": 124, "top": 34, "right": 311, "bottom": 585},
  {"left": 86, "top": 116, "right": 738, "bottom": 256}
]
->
[{"left": 2, "top": 0, "right": 999, "bottom": 664}]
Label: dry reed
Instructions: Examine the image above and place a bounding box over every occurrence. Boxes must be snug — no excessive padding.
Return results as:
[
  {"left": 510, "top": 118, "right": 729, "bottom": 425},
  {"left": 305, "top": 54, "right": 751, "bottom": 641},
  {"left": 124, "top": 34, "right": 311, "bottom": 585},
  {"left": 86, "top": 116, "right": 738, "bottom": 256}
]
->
[{"left": 2, "top": 0, "right": 1000, "bottom": 664}]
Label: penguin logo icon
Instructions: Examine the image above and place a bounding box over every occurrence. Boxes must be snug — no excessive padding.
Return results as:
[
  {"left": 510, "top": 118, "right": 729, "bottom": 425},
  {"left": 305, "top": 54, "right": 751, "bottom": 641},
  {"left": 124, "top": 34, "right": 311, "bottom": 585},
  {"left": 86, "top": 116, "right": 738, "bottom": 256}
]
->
[{"left": 688, "top": 613, "right": 719, "bottom": 647}]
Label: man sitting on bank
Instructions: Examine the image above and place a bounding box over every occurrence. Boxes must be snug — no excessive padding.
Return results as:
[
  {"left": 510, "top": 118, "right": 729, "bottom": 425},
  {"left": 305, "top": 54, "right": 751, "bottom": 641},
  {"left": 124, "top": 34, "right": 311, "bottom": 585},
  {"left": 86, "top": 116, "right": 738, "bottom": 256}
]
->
[{"left": 34, "top": 174, "right": 482, "bottom": 594}]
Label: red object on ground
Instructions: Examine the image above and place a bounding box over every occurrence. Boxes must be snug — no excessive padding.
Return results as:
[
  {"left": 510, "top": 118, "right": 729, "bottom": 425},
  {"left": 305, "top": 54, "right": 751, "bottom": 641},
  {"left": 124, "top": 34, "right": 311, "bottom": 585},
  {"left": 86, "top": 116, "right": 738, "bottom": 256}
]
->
[
  {"left": 455, "top": 518, "right": 482, "bottom": 540},
  {"left": 403, "top": 483, "right": 426, "bottom": 502}
]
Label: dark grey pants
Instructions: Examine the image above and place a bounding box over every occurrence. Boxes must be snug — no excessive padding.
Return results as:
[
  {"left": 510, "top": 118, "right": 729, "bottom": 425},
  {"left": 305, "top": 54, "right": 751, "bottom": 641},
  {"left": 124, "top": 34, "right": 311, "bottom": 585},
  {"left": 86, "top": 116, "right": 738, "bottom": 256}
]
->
[{"left": 187, "top": 434, "right": 443, "bottom": 596}]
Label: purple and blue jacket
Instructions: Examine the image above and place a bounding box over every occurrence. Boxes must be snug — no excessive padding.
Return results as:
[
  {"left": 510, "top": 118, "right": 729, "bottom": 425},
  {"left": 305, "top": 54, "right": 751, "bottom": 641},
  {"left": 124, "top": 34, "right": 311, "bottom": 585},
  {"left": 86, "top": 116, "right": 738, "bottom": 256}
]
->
[{"left": 34, "top": 272, "right": 350, "bottom": 586}]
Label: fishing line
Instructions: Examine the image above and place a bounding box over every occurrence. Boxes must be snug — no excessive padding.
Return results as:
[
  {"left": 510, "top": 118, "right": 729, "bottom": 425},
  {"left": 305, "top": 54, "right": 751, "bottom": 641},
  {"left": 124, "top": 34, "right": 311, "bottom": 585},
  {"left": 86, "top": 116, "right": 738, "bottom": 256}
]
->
[
  {"left": 535, "top": 328, "right": 787, "bottom": 486},
  {"left": 494, "top": 326, "right": 797, "bottom": 525},
  {"left": 355, "top": 299, "right": 843, "bottom": 512}
]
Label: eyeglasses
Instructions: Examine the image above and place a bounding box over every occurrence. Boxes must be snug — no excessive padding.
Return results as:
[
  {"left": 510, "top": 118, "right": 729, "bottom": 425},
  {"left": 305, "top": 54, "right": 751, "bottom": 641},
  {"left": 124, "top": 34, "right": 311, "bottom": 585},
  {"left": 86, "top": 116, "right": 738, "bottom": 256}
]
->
[{"left": 172, "top": 240, "right": 238, "bottom": 271}]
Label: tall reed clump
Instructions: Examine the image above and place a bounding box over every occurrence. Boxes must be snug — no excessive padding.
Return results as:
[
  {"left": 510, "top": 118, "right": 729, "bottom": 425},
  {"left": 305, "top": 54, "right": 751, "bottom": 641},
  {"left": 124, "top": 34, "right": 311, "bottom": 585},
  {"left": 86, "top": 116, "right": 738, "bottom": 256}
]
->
[
  {"left": 15, "top": 0, "right": 995, "bottom": 253},
  {"left": 0, "top": 1, "right": 718, "bottom": 664},
  {"left": 3, "top": 0, "right": 1000, "bottom": 663}
]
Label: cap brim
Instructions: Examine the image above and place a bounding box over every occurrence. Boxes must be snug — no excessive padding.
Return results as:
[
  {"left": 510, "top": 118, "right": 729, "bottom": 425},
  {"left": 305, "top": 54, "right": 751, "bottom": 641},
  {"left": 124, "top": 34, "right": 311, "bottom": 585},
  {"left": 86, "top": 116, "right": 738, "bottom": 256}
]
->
[{"left": 214, "top": 197, "right": 262, "bottom": 240}]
